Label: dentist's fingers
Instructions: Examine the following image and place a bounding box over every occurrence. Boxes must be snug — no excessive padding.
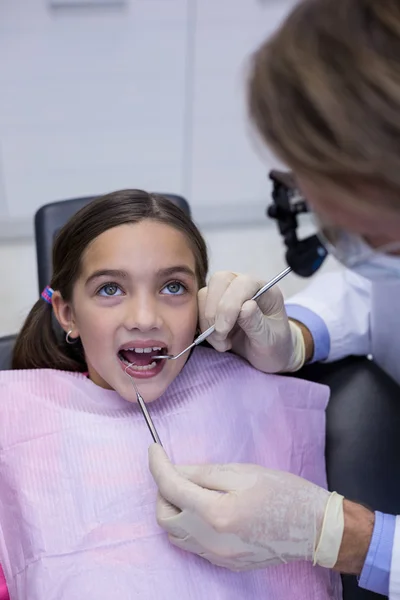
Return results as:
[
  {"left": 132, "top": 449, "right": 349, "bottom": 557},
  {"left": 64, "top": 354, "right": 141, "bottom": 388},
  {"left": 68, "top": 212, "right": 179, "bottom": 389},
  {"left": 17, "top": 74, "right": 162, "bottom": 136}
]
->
[
  {"left": 148, "top": 444, "right": 221, "bottom": 516},
  {"left": 168, "top": 533, "right": 206, "bottom": 554},
  {"left": 210, "top": 274, "right": 266, "bottom": 338},
  {"left": 200, "top": 271, "right": 238, "bottom": 329},
  {"left": 198, "top": 272, "right": 267, "bottom": 350},
  {"left": 175, "top": 463, "right": 249, "bottom": 492},
  {"left": 198, "top": 272, "right": 236, "bottom": 351}
]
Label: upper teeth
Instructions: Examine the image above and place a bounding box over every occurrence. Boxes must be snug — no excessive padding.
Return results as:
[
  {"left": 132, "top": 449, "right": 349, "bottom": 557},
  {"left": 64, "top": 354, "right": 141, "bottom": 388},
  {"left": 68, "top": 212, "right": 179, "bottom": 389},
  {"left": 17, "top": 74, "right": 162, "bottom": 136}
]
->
[{"left": 124, "top": 347, "right": 162, "bottom": 353}]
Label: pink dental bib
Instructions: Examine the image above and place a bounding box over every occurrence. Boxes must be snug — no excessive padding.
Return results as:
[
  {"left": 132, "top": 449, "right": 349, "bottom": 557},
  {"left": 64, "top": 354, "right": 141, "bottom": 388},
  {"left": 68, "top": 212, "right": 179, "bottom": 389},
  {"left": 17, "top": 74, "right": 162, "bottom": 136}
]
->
[{"left": 0, "top": 347, "right": 341, "bottom": 599}]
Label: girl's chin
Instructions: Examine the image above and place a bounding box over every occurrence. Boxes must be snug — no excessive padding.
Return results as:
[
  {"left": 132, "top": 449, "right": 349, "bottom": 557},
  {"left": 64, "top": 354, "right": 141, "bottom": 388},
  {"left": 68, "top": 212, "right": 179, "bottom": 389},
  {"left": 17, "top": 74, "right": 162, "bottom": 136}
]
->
[
  {"left": 118, "top": 379, "right": 166, "bottom": 404},
  {"left": 86, "top": 375, "right": 162, "bottom": 403},
  {"left": 86, "top": 364, "right": 167, "bottom": 402}
]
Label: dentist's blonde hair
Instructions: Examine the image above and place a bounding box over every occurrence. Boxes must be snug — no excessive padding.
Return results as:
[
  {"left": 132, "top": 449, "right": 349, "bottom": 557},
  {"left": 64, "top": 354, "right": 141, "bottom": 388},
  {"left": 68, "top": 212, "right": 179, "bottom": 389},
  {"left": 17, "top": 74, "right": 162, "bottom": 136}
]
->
[{"left": 248, "top": 0, "right": 400, "bottom": 201}]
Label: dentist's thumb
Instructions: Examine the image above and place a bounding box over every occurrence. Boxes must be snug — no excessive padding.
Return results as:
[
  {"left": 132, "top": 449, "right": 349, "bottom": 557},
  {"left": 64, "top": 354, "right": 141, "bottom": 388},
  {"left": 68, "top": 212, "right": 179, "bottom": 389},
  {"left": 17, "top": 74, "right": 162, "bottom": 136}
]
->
[{"left": 148, "top": 444, "right": 219, "bottom": 516}]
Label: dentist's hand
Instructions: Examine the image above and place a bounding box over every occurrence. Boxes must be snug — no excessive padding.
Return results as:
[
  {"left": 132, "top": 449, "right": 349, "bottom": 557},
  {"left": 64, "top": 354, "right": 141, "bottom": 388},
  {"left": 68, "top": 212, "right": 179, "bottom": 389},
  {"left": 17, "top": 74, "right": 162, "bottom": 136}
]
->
[
  {"left": 148, "top": 444, "right": 346, "bottom": 571},
  {"left": 198, "top": 271, "right": 310, "bottom": 373}
]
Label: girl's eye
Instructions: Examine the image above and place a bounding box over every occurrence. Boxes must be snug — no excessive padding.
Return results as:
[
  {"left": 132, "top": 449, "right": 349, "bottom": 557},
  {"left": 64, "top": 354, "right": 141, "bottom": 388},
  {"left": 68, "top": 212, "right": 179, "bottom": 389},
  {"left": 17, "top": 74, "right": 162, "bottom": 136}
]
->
[
  {"left": 97, "top": 283, "right": 123, "bottom": 297},
  {"left": 162, "top": 281, "right": 186, "bottom": 296}
]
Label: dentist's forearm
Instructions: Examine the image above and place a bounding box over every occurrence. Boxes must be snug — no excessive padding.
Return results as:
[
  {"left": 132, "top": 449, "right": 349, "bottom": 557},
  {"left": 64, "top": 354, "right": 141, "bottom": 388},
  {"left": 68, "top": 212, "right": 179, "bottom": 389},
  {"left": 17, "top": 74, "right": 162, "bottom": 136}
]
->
[
  {"left": 289, "top": 319, "right": 314, "bottom": 364},
  {"left": 286, "top": 304, "right": 331, "bottom": 364},
  {"left": 334, "top": 500, "right": 374, "bottom": 574},
  {"left": 335, "top": 502, "right": 396, "bottom": 597}
]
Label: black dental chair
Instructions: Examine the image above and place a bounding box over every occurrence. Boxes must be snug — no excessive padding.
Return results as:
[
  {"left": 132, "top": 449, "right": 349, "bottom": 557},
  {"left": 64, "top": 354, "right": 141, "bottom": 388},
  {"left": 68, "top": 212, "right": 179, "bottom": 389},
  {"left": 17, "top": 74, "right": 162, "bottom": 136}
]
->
[{"left": 0, "top": 335, "right": 16, "bottom": 370}]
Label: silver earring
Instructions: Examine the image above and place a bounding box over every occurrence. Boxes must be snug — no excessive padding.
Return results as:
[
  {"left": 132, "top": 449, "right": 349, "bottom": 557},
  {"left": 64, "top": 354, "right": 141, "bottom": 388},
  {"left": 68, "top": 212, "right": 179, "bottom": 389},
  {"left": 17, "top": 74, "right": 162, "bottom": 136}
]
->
[{"left": 65, "top": 330, "right": 78, "bottom": 344}]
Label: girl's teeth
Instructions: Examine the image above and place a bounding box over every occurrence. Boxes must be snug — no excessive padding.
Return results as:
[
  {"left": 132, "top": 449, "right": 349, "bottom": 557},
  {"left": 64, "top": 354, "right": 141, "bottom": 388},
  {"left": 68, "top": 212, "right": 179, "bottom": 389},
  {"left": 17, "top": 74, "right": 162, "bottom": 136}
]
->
[
  {"left": 119, "top": 354, "right": 157, "bottom": 371},
  {"left": 124, "top": 347, "right": 163, "bottom": 353},
  {"left": 130, "top": 361, "right": 157, "bottom": 371}
]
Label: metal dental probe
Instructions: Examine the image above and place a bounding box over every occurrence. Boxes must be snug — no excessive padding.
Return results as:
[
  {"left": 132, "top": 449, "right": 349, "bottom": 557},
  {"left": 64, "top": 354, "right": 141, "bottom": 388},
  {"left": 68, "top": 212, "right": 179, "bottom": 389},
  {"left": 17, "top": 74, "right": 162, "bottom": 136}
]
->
[{"left": 125, "top": 366, "right": 163, "bottom": 446}]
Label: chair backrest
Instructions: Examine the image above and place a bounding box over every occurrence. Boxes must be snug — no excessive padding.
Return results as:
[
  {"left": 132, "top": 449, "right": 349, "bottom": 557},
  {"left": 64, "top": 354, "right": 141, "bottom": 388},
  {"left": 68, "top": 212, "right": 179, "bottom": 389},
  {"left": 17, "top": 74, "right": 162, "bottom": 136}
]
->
[
  {"left": 0, "top": 335, "right": 16, "bottom": 370},
  {"left": 34, "top": 193, "right": 191, "bottom": 294}
]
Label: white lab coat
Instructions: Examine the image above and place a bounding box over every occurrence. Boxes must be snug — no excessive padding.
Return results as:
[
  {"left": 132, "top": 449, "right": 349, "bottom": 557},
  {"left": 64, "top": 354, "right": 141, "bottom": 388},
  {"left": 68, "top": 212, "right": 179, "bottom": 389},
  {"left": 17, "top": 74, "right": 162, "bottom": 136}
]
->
[{"left": 288, "top": 269, "right": 400, "bottom": 598}]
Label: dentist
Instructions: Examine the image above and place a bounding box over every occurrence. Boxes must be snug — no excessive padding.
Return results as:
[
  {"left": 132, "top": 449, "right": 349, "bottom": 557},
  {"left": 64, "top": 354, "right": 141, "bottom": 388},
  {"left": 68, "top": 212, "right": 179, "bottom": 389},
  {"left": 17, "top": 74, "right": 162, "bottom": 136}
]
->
[{"left": 149, "top": 0, "right": 400, "bottom": 596}]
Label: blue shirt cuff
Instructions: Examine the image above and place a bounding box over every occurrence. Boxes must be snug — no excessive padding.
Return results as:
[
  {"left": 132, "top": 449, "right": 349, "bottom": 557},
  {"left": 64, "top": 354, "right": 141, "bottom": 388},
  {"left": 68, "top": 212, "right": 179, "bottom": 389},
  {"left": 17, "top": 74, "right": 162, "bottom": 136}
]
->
[
  {"left": 285, "top": 304, "right": 330, "bottom": 363},
  {"left": 359, "top": 512, "right": 396, "bottom": 596}
]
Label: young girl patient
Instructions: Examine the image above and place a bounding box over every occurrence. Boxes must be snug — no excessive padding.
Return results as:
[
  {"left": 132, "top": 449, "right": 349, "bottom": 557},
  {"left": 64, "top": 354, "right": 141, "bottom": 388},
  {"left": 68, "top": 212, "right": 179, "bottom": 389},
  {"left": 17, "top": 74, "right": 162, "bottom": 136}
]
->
[{"left": 0, "top": 191, "right": 341, "bottom": 600}]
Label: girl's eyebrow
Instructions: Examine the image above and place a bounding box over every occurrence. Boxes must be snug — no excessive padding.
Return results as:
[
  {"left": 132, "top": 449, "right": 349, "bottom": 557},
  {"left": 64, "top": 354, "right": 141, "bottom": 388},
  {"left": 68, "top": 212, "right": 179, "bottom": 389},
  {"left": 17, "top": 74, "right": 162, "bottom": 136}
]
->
[
  {"left": 156, "top": 266, "right": 196, "bottom": 279},
  {"left": 85, "top": 266, "right": 196, "bottom": 286},
  {"left": 85, "top": 269, "right": 128, "bottom": 286}
]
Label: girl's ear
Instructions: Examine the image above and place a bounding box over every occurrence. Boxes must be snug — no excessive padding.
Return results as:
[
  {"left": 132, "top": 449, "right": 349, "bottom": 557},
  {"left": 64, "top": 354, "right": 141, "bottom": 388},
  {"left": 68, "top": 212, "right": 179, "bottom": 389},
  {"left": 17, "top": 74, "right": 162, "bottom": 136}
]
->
[{"left": 52, "top": 291, "right": 80, "bottom": 338}]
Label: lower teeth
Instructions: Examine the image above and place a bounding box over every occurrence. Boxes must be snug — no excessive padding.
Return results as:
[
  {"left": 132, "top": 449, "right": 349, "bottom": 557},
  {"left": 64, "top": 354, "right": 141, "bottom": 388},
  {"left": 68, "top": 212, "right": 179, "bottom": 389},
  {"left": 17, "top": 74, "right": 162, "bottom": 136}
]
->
[{"left": 119, "top": 354, "right": 157, "bottom": 371}]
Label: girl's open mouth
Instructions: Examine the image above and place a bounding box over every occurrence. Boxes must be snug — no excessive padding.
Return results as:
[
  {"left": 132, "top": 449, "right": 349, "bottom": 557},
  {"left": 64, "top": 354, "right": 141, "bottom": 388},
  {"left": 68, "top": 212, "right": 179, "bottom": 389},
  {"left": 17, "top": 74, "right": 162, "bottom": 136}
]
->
[{"left": 117, "top": 346, "right": 168, "bottom": 379}]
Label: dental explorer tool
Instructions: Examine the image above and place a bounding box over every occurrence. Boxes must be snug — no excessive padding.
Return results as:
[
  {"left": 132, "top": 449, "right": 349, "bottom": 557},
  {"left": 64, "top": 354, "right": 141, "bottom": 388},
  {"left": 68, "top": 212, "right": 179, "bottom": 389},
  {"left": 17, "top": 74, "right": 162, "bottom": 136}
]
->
[
  {"left": 125, "top": 365, "right": 163, "bottom": 446},
  {"left": 153, "top": 266, "right": 292, "bottom": 361}
]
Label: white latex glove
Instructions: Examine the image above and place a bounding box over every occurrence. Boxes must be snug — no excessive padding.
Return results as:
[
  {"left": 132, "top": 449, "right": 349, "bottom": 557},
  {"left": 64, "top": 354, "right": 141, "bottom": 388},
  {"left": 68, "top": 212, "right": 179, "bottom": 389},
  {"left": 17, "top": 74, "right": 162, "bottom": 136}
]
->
[
  {"left": 198, "top": 271, "right": 306, "bottom": 373},
  {"left": 149, "top": 444, "right": 344, "bottom": 571}
]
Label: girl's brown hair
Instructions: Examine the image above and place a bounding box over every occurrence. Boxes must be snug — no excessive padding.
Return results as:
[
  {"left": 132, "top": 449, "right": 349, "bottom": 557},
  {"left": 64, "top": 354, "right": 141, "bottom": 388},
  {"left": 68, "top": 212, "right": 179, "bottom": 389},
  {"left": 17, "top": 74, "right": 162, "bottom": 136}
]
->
[
  {"left": 12, "top": 190, "right": 208, "bottom": 371},
  {"left": 248, "top": 0, "right": 400, "bottom": 193}
]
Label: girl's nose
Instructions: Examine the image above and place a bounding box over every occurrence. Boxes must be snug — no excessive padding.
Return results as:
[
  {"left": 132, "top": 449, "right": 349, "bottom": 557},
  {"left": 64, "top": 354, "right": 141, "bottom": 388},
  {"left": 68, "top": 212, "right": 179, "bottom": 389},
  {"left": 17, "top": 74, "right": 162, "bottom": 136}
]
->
[{"left": 123, "top": 294, "right": 163, "bottom": 332}]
